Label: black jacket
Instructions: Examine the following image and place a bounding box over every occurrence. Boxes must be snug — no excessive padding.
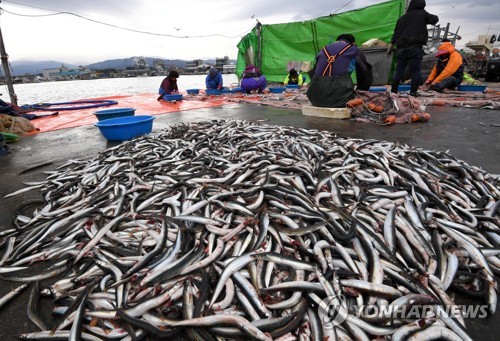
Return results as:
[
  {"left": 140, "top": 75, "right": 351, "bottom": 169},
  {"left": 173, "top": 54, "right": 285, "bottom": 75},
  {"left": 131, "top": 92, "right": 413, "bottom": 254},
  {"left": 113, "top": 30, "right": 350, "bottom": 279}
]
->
[{"left": 390, "top": 0, "right": 439, "bottom": 48}]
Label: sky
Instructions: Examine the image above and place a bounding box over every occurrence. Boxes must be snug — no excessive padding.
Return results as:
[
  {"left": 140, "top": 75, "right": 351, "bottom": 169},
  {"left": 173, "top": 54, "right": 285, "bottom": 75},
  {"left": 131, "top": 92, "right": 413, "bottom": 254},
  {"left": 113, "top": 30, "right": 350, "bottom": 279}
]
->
[{"left": 0, "top": 0, "right": 499, "bottom": 65}]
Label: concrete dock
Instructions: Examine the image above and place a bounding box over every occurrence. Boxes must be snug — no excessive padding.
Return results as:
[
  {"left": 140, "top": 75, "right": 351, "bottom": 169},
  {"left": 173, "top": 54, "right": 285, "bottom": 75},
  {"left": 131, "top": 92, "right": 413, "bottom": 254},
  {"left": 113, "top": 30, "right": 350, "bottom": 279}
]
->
[{"left": 0, "top": 102, "right": 499, "bottom": 340}]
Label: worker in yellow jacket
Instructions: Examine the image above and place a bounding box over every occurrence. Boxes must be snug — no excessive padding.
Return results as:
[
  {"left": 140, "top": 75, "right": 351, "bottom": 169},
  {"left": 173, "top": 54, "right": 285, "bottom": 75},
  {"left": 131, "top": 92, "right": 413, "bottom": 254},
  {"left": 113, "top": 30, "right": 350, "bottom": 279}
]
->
[
  {"left": 284, "top": 68, "right": 305, "bottom": 86},
  {"left": 424, "top": 41, "right": 464, "bottom": 92}
]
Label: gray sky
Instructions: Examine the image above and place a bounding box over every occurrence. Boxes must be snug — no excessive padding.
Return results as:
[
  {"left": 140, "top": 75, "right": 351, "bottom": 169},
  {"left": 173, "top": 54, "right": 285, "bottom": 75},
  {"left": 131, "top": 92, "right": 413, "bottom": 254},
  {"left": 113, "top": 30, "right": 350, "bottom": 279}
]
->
[{"left": 0, "top": 0, "right": 498, "bottom": 65}]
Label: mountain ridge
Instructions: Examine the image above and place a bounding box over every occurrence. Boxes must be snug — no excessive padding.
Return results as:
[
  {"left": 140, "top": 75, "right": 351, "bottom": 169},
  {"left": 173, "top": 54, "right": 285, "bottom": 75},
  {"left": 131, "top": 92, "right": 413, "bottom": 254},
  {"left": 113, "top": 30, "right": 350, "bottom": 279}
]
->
[{"left": 8, "top": 57, "right": 234, "bottom": 77}]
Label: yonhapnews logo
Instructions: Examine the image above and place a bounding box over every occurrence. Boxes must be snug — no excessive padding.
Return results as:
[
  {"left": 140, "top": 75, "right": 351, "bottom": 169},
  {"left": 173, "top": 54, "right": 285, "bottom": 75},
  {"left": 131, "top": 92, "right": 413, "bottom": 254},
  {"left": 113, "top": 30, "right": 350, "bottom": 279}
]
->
[{"left": 318, "top": 295, "right": 490, "bottom": 327}]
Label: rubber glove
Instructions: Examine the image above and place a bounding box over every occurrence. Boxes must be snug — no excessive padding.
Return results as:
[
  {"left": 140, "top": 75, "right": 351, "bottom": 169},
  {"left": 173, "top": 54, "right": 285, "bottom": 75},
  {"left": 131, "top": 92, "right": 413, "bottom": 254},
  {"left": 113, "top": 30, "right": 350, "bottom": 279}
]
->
[{"left": 386, "top": 43, "right": 394, "bottom": 58}]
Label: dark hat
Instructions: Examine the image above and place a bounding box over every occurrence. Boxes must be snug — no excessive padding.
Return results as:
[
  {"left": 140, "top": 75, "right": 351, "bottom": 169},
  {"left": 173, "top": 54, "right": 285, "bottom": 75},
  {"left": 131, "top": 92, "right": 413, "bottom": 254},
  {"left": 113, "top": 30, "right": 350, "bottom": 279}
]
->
[
  {"left": 208, "top": 68, "right": 218, "bottom": 77},
  {"left": 336, "top": 34, "right": 355, "bottom": 44},
  {"left": 168, "top": 70, "right": 179, "bottom": 78}
]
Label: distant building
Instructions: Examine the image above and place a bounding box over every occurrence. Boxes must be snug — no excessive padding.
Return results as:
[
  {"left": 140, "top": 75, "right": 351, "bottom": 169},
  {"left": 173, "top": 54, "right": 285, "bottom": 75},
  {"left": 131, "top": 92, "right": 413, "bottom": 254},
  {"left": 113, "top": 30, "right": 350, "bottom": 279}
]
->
[
  {"left": 185, "top": 59, "right": 204, "bottom": 74},
  {"left": 215, "top": 56, "right": 230, "bottom": 71},
  {"left": 133, "top": 57, "right": 148, "bottom": 69},
  {"left": 153, "top": 60, "right": 165, "bottom": 72},
  {"left": 222, "top": 64, "right": 236, "bottom": 74},
  {"left": 466, "top": 35, "right": 495, "bottom": 52},
  {"left": 42, "top": 64, "right": 91, "bottom": 80}
]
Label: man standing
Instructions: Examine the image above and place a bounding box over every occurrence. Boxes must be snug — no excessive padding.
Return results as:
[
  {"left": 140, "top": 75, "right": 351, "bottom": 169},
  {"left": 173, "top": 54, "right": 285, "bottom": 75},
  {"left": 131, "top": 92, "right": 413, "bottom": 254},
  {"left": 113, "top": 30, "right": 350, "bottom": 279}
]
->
[
  {"left": 388, "top": 0, "right": 439, "bottom": 97},
  {"left": 306, "top": 34, "right": 373, "bottom": 108},
  {"left": 424, "top": 41, "right": 464, "bottom": 91}
]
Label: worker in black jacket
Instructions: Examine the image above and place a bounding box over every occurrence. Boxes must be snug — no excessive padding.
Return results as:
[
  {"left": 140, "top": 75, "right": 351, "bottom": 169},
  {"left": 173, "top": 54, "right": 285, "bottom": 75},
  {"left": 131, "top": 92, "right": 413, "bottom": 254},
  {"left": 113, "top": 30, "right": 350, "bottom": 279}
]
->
[{"left": 387, "top": 0, "right": 438, "bottom": 96}]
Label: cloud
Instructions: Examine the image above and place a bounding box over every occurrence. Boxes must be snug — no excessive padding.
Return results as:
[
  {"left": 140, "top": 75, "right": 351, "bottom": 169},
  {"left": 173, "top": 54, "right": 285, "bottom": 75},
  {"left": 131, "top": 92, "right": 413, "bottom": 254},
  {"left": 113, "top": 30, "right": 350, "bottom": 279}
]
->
[{"left": 1, "top": 0, "right": 498, "bottom": 64}]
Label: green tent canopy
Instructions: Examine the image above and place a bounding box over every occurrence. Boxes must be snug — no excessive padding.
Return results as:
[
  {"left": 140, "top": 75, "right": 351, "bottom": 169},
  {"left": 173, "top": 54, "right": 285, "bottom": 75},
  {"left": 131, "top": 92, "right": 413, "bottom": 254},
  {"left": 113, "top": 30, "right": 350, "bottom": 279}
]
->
[{"left": 236, "top": 0, "right": 405, "bottom": 83}]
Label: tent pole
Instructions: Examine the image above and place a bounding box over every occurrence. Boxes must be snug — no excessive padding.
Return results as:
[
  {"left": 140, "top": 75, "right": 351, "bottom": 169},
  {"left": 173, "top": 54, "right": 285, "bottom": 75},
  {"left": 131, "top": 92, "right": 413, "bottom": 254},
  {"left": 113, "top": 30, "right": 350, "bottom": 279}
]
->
[
  {"left": 256, "top": 20, "right": 262, "bottom": 68},
  {"left": 0, "top": 22, "right": 17, "bottom": 105}
]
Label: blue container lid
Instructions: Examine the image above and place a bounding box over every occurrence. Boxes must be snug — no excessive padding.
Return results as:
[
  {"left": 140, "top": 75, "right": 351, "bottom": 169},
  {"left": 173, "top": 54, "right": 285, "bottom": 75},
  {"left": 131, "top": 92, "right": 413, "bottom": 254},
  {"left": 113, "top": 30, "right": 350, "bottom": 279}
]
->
[
  {"left": 369, "top": 87, "right": 388, "bottom": 92},
  {"left": 269, "top": 87, "right": 285, "bottom": 93},
  {"left": 94, "top": 115, "right": 155, "bottom": 141},
  {"left": 93, "top": 108, "right": 136, "bottom": 121},
  {"left": 457, "top": 85, "right": 486, "bottom": 92}
]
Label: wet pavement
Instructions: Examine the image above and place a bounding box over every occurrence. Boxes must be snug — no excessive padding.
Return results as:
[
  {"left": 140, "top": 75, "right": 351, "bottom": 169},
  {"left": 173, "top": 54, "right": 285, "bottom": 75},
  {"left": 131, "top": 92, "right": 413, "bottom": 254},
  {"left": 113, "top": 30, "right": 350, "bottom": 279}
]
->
[{"left": 0, "top": 102, "right": 499, "bottom": 340}]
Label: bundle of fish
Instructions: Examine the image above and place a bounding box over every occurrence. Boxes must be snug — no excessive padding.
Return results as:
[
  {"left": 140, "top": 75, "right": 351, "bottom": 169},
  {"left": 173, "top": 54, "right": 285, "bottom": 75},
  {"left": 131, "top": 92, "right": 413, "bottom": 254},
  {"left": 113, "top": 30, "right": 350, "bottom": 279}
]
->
[{"left": 1, "top": 120, "right": 499, "bottom": 340}]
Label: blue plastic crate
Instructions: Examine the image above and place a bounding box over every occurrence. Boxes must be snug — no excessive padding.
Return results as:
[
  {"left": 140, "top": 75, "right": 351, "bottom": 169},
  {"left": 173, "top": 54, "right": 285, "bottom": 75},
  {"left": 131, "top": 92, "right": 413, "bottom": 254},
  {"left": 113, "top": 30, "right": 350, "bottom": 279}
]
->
[
  {"left": 458, "top": 85, "right": 487, "bottom": 92},
  {"left": 206, "top": 89, "right": 222, "bottom": 95},
  {"left": 398, "top": 84, "right": 411, "bottom": 92},
  {"left": 93, "top": 108, "right": 136, "bottom": 121},
  {"left": 186, "top": 89, "right": 199, "bottom": 95},
  {"left": 94, "top": 115, "right": 155, "bottom": 141}
]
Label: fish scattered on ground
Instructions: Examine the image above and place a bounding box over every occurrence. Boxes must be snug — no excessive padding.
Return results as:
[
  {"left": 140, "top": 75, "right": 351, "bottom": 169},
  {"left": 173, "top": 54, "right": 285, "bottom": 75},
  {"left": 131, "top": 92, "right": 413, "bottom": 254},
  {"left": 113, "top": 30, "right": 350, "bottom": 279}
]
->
[{"left": 1, "top": 119, "right": 499, "bottom": 340}]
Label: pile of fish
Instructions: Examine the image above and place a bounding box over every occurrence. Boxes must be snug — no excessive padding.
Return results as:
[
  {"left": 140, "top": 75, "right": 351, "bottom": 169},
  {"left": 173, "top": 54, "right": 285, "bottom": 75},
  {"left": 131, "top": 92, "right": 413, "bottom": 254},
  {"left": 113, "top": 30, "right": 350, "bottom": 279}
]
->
[{"left": 1, "top": 119, "right": 499, "bottom": 340}]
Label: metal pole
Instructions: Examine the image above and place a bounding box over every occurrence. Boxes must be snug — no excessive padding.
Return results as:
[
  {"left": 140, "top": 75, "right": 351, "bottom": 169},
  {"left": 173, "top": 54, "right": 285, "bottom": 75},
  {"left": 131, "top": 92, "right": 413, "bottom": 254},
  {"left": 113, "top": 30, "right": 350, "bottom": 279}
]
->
[
  {"left": 256, "top": 20, "right": 262, "bottom": 68},
  {"left": 0, "top": 23, "right": 17, "bottom": 105}
]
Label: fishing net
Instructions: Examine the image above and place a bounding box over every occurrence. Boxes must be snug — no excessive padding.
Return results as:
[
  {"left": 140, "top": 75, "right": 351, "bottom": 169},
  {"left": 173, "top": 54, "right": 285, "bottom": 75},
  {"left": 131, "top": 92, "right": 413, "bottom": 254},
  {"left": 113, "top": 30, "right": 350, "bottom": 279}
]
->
[
  {"left": 0, "top": 114, "right": 37, "bottom": 136},
  {"left": 349, "top": 90, "right": 428, "bottom": 125}
]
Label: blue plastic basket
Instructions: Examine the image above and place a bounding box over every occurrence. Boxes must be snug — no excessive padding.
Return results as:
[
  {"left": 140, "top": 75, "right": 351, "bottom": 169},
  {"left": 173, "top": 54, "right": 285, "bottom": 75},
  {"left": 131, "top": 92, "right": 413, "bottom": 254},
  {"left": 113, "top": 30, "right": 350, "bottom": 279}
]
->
[
  {"left": 161, "top": 94, "right": 183, "bottom": 101},
  {"left": 458, "top": 85, "right": 487, "bottom": 92},
  {"left": 285, "top": 84, "right": 300, "bottom": 89},
  {"left": 369, "top": 87, "right": 388, "bottom": 93},
  {"left": 93, "top": 108, "right": 136, "bottom": 121},
  {"left": 94, "top": 115, "right": 155, "bottom": 141},
  {"left": 221, "top": 89, "right": 232, "bottom": 94},
  {"left": 269, "top": 87, "right": 285, "bottom": 93},
  {"left": 163, "top": 94, "right": 183, "bottom": 101},
  {"left": 186, "top": 89, "right": 199, "bottom": 95},
  {"left": 398, "top": 84, "right": 411, "bottom": 92},
  {"left": 206, "top": 89, "right": 222, "bottom": 95}
]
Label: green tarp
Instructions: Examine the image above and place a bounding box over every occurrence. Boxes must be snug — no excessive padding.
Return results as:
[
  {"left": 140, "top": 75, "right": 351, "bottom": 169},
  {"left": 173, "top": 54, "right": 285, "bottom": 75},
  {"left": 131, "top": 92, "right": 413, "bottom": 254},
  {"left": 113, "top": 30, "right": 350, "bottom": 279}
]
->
[{"left": 236, "top": 0, "right": 405, "bottom": 83}]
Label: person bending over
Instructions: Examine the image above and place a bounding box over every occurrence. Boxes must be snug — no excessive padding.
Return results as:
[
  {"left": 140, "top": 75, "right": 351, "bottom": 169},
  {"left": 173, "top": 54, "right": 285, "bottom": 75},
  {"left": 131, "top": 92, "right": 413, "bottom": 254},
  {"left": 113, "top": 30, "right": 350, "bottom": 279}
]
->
[
  {"left": 240, "top": 65, "right": 267, "bottom": 94},
  {"left": 284, "top": 68, "right": 305, "bottom": 86},
  {"left": 306, "top": 33, "right": 373, "bottom": 108},
  {"left": 424, "top": 41, "right": 464, "bottom": 92},
  {"left": 158, "top": 70, "right": 179, "bottom": 100},
  {"left": 206, "top": 67, "right": 223, "bottom": 90}
]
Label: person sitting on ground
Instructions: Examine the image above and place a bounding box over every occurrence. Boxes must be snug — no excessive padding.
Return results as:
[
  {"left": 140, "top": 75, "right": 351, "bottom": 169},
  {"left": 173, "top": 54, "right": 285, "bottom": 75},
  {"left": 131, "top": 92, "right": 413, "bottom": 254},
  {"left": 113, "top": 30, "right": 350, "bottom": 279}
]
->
[
  {"left": 158, "top": 70, "right": 179, "bottom": 100},
  {"left": 240, "top": 64, "right": 267, "bottom": 94},
  {"left": 206, "top": 67, "right": 223, "bottom": 90},
  {"left": 306, "top": 33, "right": 373, "bottom": 108},
  {"left": 424, "top": 41, "right": 464, "bottom": 92},
  {"left": 284, "top": 68, "right": 305, "bottom": 86}
]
